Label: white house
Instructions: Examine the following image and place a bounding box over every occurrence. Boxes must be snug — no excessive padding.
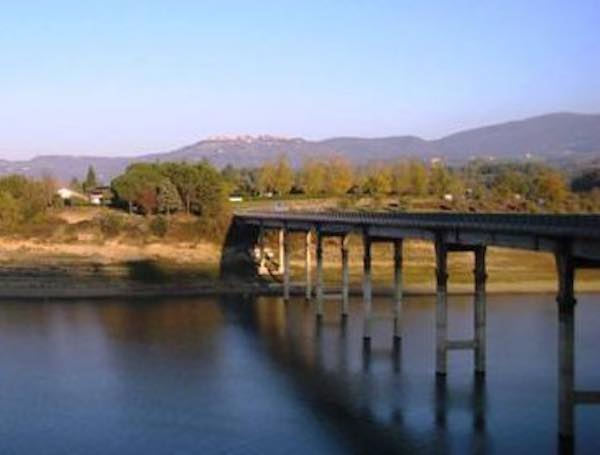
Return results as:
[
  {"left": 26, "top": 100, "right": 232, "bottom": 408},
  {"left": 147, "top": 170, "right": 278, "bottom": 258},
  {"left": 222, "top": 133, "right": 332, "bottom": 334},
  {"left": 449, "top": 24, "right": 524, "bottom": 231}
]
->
[{"left": 56, "top": 187, "right": 87, "bottom": 203}]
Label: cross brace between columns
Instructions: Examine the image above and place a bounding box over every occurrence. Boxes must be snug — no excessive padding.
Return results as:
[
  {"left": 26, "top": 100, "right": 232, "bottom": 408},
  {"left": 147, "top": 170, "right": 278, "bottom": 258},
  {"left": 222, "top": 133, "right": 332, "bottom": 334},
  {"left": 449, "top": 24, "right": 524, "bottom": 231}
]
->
[
  {"left": 574, "top": 390, "right": 600, "bottom": 405},
  {"left": 446, "top": 339, "right": 477, "bottom": 350}
]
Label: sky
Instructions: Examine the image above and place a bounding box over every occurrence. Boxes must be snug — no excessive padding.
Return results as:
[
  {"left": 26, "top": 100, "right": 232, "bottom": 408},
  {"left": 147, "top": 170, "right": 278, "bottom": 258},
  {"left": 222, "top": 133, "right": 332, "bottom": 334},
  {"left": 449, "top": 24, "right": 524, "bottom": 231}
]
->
[{"left": 0, "top": 1, "right": 599, "bottom": 160}]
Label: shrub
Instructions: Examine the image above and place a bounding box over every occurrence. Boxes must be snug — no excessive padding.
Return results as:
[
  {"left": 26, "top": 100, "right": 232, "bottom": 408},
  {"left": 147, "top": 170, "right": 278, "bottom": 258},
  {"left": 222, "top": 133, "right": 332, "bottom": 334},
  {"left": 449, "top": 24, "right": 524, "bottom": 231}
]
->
[
  {"left": 149, "top": 216, "right": 169, "bottom": 237},
  {"left": 98, "top": 212, "right": 124, "bottom": 237}
]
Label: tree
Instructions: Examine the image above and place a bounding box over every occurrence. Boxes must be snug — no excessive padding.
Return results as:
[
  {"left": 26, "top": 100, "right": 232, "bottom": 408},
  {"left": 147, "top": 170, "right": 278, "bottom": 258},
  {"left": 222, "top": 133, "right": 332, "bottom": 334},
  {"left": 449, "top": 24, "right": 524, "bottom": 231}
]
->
[
  {"left": 83, "top": 165, "right": 98, "bottom": 192},
  {"left": 572, "top": 168, "right": 600, "bottom": 192},
  {"left": 257, "top": 161, "right": 276, "bottom": 195},
  {"left": 193, "top": 161, "right": 228, "bottom": 217},
  {"left": 409, "top": 160, "right": 429, "bottom": 196},
  {"left": 112, "top": 173, "right": 139, "bottom": 214},
  {"left": 273, "top": 155, "right": 294, "bottom": 195},
  {"left": 429, "top": 162, "right": 452, "bottom": 197},
  {"left": 325, "top": 156, "right": 354, "bottom": 196},
  {"left": 362, "top": 163, "right": 392, "bottom": 195},
  {"left": 157, "top": 178, "right": 183, "bottom": 215},
  {"left": 533, "top": 170, "right": 568, "bottom": 208},
  {"left": 162, "top": 163, "right": 200, "bottom": 214},
  {"left": 298, "top": 158, "right": 326, "bottom": 196},
  {"left": 111, "top": 163, "right": 162, "bottom": 214},
  {"left": 391, "top": 160, "right": 411, "bottom": 195},
  {"left": 137, "top": 187, "right": 158, "bottom": 215},
  {"left": 40, "top": 174, "right": 58, "bottom": 207}
]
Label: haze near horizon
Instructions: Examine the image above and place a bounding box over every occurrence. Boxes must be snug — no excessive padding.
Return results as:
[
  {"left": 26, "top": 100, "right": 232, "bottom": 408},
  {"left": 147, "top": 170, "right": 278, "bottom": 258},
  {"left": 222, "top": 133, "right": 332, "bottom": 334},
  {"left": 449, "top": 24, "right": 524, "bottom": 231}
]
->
[{"left": 1, "top": 1, "right": 599, "bottom": 159}]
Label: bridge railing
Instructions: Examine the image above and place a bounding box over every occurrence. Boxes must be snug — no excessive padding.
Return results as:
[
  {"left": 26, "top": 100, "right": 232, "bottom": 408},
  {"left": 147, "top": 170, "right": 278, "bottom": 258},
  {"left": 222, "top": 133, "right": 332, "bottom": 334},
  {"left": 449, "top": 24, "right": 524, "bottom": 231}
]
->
[{"left": 235, "top": 210, "right": 600, "bottom": 239}]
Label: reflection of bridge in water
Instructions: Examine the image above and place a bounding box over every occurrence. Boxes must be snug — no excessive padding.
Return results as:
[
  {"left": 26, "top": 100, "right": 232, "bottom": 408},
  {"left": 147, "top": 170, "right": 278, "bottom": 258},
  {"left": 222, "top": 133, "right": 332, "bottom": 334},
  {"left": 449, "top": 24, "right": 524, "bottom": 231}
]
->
[
  {"left": 220, "top": 294, "right": 489, "bottom": 453},
  {"left": 225, "top": 211, "right": 600, "bottom": 446}
]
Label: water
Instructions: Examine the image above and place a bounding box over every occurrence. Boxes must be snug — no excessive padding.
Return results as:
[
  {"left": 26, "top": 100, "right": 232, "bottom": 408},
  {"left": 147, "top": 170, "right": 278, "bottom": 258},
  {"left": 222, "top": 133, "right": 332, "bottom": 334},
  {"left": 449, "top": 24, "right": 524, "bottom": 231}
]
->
[{"left": 0, "top": 294, "right": 598, "bottom": 454}]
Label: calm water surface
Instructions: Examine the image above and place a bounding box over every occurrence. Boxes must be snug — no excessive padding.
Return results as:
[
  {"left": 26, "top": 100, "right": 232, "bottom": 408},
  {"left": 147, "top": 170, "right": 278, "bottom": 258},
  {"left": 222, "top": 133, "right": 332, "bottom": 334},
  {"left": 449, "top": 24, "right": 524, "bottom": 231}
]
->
[{"left": 0, "top": 294, "right": 598, "bottom": 454}]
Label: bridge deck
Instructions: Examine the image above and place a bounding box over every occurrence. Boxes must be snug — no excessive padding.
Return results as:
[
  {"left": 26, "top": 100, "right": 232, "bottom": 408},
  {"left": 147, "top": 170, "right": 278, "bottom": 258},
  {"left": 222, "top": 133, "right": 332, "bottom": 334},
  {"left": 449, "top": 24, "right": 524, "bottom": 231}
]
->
[{"left": 235, "top": 211, "right": 600, "bottom": 261}]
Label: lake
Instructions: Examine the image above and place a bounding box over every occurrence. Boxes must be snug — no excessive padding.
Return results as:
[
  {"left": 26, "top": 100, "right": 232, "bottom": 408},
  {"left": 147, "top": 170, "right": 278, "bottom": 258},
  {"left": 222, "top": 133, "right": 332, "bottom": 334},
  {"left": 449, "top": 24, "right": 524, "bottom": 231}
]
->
[{"left": 0, "top": 294, "right": 598, "bottom": 454}]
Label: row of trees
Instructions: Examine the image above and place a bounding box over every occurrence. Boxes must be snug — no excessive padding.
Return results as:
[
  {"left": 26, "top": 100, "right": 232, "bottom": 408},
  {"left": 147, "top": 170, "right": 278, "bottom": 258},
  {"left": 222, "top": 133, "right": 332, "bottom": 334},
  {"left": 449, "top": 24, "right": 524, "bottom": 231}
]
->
[
  {"left": 222, "top": 155, "right": 577, "bottom": 206},
  {"left": 0, "top": 174, "right": 59, "bottom": 230},
  {"left": 110, "top": 161, "right": 228, "bottom": 218}
]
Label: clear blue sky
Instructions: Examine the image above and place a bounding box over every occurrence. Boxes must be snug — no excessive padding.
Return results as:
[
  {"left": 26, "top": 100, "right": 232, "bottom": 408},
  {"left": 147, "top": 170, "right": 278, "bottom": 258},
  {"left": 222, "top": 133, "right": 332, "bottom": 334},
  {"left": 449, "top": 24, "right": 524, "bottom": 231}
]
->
[{"left": 1, "top": 0, "right": 599, "bottom": 159}]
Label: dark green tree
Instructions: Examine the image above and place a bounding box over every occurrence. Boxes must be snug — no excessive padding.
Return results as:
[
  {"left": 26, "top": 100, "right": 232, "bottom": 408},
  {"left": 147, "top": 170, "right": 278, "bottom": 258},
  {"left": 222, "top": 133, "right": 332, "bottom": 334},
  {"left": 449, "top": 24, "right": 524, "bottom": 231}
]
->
[{"left": 83, "top": 165, "right": 98, "bottom": 192}]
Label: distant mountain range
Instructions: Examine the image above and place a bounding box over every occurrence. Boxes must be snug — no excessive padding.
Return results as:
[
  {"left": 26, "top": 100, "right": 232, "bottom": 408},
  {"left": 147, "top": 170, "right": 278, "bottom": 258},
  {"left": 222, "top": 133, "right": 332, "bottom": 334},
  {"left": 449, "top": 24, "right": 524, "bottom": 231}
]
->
[{"left": 1, "top": 112, "right": 599, "bottom": 183}]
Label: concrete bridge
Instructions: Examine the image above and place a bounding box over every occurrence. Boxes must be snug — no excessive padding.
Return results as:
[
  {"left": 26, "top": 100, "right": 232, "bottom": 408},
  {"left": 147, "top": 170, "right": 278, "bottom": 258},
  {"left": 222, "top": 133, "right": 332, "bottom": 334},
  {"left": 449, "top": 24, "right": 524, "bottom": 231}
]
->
[{"left": 226, "top": 210, "right": 600, "bottom": 441}]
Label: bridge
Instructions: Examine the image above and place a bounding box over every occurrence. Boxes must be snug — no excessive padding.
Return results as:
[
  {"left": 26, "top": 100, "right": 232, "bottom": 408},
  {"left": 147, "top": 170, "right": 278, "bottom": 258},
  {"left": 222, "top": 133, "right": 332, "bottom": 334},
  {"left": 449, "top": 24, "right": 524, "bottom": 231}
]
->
[{"left": 225, "top": 210, "right": 600, "bottom": 441}]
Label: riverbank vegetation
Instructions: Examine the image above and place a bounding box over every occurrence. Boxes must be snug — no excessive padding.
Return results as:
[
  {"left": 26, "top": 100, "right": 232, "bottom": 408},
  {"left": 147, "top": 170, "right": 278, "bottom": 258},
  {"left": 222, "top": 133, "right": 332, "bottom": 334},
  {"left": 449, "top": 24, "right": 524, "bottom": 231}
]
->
[
  {"left": 226, "top": 156, "right": 600, "bottom": 213},
  {"left": 0, "top": 157, "right": 598, "bottom": 296}
]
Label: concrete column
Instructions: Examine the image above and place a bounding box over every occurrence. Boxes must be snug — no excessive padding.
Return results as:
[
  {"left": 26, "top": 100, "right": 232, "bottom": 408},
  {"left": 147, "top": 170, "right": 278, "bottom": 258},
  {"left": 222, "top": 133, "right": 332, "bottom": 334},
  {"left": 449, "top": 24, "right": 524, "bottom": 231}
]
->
[
  {"left": 555, "top": 242, "right": 576, "bottom": 309},
  {"left": 555, "top": 242, "right": 576, "bottom": 440},
  {"left": 283, "top": 227, "right": 290, "bottom": 301},
  {"left": 393, "top": 239, "right": 403, "bottom": 341},
  {"left": 315, "top": 230, "right": 324, "bottom": 318},
  {"left": 278, "top": 228, "right": 285, "bottom": 275},
  {"left": 558, "top": 302, "right": 575, "bottom": 440},
  {"left": 362, "top": 232, "right": 373, "bottom": 341},
  {"left": 257, "top": 224, "right": 266, "bottom": 274},
  {"left": 435, "top": 235, "right": 448, "bottom": 376},
  {"left": 305, "top": 230, "right": 312, "bottom": 300},
  {"left": 474, "top": 246, "right": 487, "bottom": 375},
  {"left": 341, "top": 234, "right": 350, "bottom": 317}
]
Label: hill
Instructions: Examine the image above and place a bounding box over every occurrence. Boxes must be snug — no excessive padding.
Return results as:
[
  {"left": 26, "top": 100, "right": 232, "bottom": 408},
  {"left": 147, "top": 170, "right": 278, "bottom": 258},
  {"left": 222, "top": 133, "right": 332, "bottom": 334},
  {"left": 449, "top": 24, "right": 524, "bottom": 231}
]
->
[{"left": 1, "top": 112, "right": 599, "bottom": 182}]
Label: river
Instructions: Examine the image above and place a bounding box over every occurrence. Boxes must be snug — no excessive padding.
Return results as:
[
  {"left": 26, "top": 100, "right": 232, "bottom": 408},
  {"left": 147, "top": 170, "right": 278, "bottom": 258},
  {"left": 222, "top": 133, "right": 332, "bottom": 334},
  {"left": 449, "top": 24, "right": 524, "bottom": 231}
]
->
[{"left": 0, "top": 294, "right": 597, "bottom": 453}]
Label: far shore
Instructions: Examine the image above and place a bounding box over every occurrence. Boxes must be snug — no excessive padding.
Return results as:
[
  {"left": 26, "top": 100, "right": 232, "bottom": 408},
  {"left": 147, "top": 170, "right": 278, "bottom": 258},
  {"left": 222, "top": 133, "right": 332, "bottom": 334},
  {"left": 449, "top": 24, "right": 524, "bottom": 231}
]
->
[{"left": 0, "top": 237, "right": 598, "bottom": 299}]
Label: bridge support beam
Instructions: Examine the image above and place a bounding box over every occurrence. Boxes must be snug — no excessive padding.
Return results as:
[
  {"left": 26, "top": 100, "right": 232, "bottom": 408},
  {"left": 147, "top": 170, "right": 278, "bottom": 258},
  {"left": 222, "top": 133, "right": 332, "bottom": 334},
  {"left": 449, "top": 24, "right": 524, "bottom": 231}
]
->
[
  {"left": 556, "top": 242, "right": 577, "bottom": 442},
  {"left": 362, "top": 233, "right": 373, "bottom": 343},
  {"left": 305, "top": 230, "right": 312, "bottom": 300},
  {"left": 474, "top": 246, "right": 487, "bottom": 375},
  {"left": 393, "top": 239, "right": 403, "bottom": 341},
  {"left": 435, "top": 236, "right": 448, "bottom": 376},
  {"left": 315, "top": 229, "right": 324, "bottom": 319},
  {"left": 341, "top": 234, "right": 350, "bottom": 318},
  {"left": 278, "top": 228, "right": 285, "bottom": 275},
  {"left": 283, "top": 227, "right": 290, "bottom": 301},
  {"left": 257, "top": 224, "right": 267, "bottom": 275},
  {"left": 554, "top": 243, "right": 600, "bottom": 444}
]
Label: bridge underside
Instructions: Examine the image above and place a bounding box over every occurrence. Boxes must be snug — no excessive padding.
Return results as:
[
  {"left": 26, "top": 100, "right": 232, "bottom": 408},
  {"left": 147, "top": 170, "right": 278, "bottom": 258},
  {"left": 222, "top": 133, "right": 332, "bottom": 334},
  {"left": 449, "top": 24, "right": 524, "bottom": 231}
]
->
[{"left": 243, "top": 218, "right": 600, "bottom": 263}]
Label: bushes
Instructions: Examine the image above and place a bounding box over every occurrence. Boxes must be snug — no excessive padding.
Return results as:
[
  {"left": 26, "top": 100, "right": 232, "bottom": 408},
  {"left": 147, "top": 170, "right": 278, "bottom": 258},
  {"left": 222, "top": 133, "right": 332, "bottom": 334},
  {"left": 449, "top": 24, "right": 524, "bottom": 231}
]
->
[
  {"left": 98, "top": 212, "right": 125, "bottom": 237},
  {"left": 0, "top": 191, "right": 22, "bottom": 232},
  {"left": 149, "top": 216, "right": 169, "bottom": 237}
]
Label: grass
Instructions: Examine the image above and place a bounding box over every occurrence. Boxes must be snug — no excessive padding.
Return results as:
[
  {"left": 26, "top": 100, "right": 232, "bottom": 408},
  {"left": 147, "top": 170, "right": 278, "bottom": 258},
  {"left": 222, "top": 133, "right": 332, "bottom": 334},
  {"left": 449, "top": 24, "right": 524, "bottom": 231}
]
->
[{"left": 274, "top": 233, "right": 600, "bottom": 294}]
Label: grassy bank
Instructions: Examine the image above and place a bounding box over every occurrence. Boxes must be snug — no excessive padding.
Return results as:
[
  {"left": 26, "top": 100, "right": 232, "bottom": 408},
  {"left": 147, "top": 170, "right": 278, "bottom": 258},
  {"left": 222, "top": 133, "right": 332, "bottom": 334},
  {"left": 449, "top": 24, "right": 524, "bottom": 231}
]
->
[{"left": 277, "top": 233, "right": 600, "bottom": 295}]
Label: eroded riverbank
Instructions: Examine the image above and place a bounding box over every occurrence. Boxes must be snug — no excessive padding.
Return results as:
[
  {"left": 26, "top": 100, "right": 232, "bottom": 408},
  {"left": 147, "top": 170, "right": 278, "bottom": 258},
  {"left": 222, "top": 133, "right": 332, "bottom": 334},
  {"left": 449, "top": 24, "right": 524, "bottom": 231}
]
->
[{"left": 0, "top": 238, "right": 599, "bottom": 298}]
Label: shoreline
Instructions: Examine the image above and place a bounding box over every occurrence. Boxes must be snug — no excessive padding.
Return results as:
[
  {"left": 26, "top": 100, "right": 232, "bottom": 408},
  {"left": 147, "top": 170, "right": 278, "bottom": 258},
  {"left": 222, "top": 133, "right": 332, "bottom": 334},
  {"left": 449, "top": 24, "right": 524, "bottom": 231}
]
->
[
  {"left": 1, "top": 281, "right": 598, "bottom": 300},
  {"left": 0, "top": 236, "right": 598, "bottom": 300}
]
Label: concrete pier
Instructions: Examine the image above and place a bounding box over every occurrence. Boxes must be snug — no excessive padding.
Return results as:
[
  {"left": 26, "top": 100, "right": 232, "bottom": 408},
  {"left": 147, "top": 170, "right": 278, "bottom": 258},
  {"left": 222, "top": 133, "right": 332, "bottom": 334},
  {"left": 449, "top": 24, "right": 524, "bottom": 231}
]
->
[
  {"left": 305, "top": 230, "right": 312, "bottom": 300},
  {"left": 341, "top": 234, "right": 350, "bottom": 317},
  {"left": 315, "top": 229, "right": 324, "bottom": 318},
  {"left": 278, "top": 228, "right": 285, "bottom": 275},
  {"left": 435, "top": 236, "right": 448, "bottom": 376},
  {"left": 474, "top": 246, "right": 487, "bottom": 375},
  {"left": 393, "top": 239, "right": 403, "bottom": 341},
  {"left": 283, "top": 228, "right": 290, "bottom": 301},
  {"left": 362, "top": 232, "right": 373, "bottom": 342}
]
